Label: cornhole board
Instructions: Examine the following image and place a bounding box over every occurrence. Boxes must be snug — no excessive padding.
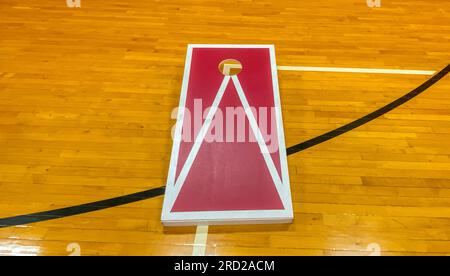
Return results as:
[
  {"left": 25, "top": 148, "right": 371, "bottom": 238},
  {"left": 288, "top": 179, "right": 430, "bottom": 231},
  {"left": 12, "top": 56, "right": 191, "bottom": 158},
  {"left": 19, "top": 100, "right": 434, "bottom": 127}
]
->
[{"left": 161, "top": 44, "right": 293, "bottom": 226}]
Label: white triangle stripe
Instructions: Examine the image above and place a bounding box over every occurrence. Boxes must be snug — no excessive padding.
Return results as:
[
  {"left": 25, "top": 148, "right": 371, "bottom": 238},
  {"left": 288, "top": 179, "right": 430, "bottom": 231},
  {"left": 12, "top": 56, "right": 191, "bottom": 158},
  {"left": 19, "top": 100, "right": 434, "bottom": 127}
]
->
[
  {"left": 167, "top": 76, "right": 230, "bottom": 211},
  {"left": 231, "top": 76, "right": 287, "bottom": 208},
  {"left": 168, "top": 75, "right": 286, "bottom": 211}
]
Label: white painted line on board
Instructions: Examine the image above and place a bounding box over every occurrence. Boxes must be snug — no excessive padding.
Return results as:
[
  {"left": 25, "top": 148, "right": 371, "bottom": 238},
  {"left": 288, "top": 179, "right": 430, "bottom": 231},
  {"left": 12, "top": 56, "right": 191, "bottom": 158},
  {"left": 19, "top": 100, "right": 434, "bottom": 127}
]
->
[
  {"left": 167, "top": 76, "right": 230, "bottom": 211},
  {"left": 232, "top": 75, "right": 288, "bottom": 208}
]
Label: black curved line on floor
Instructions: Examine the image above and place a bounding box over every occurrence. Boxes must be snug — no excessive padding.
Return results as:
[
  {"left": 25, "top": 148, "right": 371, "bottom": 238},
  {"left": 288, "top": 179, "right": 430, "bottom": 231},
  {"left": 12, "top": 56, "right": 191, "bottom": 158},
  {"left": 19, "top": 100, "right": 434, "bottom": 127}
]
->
[
  {"left": 0, "top": 187, "right": 166, "bottom": 228},
  {"left": 286, "top": 64, "right": 450, "bottom": 154},
  {"left": 0, "top": 64, "right": 448, "bottom": 228}
]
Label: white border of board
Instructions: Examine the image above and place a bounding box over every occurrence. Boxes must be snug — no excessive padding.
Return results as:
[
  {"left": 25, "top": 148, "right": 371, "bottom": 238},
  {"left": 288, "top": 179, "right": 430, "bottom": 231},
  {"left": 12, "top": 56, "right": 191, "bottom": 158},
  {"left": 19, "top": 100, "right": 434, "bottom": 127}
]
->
[{"left": 161, "top": 44, "right": 293, "bottom": 226}]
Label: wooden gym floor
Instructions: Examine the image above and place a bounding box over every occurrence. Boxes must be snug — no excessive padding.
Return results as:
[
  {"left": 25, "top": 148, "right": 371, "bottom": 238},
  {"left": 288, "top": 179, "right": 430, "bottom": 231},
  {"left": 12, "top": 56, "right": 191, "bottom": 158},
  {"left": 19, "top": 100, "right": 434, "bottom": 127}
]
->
[{"left": 0, "top": 0, "right": 450, "bottom": 256}]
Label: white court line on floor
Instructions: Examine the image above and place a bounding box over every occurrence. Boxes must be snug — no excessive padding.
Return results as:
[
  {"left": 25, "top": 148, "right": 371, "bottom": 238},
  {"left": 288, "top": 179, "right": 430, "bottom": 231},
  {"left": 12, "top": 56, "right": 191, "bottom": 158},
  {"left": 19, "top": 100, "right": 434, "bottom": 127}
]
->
[
  {"left": 277, "top": 66, "right": 436, "bottom": 75},
  {"left": 192, "top": 225, "right": 209, "bottom": 256},
  {"left": 189, "top": 64, "right": 437, "bottom": 254}
]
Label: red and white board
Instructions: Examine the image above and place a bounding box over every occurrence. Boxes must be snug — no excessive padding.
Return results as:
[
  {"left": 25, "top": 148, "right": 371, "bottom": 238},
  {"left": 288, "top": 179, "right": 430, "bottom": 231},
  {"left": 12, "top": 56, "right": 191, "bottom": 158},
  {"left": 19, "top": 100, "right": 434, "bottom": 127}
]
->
[{"left": 161, "top": 45, "right": 293, "bottom": 226}]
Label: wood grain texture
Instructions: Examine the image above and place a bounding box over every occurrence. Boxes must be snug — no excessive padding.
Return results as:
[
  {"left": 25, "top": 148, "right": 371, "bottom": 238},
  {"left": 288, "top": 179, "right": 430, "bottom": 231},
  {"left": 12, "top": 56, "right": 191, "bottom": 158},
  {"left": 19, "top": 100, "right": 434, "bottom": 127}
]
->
[{"left": 0, "top": 0, "right": 450, "bottom": 255}]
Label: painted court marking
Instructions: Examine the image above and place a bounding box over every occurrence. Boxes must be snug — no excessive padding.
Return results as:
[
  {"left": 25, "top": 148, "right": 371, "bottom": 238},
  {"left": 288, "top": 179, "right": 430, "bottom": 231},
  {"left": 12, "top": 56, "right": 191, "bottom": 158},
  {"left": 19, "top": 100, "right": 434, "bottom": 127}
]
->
[
  {"left": 277, "top": 66, "right": 436, "bottom": 75},
  {"left": 192, "top": 225, "right": 209, "bottom": 256}
]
